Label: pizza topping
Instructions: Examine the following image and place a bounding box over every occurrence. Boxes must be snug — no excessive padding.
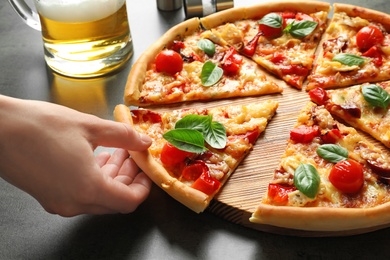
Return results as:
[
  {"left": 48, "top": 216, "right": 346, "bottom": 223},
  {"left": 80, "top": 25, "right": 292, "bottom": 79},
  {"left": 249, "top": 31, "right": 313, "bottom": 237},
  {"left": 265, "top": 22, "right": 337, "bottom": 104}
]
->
[
  {"left": 362, "top": 84, "right": 390, "bottom": 109},
  {"left": 329, "top": 159, "right": 364, "bottom": 194},
  {"left": 267, "top": 183, "right": 296, "bottom": 205},
  {"left": 367, "top": 160, "right": 390, "bottom": 179},
  {"left": 131, "top": 109, "right": 162, "bottom": 124},
  {"left": 182, "top": 160, "right": 208, "bottom": 181},
  {"left": 190, "top": 164, "right": 221, "bottom": 195},
  {"left": 356, "top": 25, "right": 384, "bottom": 52},
  {"left": 242, "top": 32, "right": 262, "bottom": 57},
  {"left": 320, "top": 128, "right": 343, "bottom": 144},
  {"left": 362, "top": 46, "right": 383, "bottom": 67},
  {"left": 160, "top": 142, "right": 194, "bottom": 166},
  {"left": 283, "top": 19, "right": 318, "bottom": 39},
  {"left": 293, "top": 163, "right": 320, "bottom": 199},
  {"left": 290, "top": 125, "right": 320, "bottom": 143},
  {"left": 308, "top": 87, "right": 329, "bottom": 106},
  {"left": 171, "top": 40, "right": 185, "bottom": 53},
  {"left": 163, "top": 114, "right": 227, "bottom": 153},
  {"left": 316, "top": 144, "right": 348, "bottom": 163},
  {"left": 197, "top": 39, "right": 216, "bottom": 56},
  {"left": 332, "top": 53, "right": 365, "bottom": 67},
  {"left": 201, "top": 61, "right": 223, "bottom": 86},
  {"left": 258, "top": 13, "right": 283, "bottom": 38},
  {"left": 155, "top": 49, "right": 183, "bottom": 75},
  {"left": 220, "top": 47, "right": 243, "bottom": 75}
]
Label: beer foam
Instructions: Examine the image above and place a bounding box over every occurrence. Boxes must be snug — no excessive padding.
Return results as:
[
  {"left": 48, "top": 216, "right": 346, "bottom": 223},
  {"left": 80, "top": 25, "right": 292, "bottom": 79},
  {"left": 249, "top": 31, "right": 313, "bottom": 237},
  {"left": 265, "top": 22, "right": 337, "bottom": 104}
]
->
[{"left": 35, "top": 0, "right": 126, "bottom": 23}]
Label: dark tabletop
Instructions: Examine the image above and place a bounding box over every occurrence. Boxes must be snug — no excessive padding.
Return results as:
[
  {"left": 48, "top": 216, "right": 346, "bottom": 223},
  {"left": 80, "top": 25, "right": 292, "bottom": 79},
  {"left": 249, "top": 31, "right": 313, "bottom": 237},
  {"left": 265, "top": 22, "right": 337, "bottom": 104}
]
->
[{"left": 1, "top": 0, "right": 390, "bottom": 259}]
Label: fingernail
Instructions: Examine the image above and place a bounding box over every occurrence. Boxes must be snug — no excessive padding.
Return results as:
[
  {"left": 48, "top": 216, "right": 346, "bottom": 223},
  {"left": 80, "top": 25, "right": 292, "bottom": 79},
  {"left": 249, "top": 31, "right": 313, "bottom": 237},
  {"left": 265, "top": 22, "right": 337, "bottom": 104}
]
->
[{"left": 140, "top": 133, "right": 152, "bottom": 145}]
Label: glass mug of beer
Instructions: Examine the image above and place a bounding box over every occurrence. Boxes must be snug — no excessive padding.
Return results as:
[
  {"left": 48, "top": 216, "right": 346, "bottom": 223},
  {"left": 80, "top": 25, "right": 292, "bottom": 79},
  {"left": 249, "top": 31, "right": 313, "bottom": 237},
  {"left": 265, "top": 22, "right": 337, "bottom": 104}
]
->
[{"left": 8, "top": 0, "right": 133, "bottom": 78}]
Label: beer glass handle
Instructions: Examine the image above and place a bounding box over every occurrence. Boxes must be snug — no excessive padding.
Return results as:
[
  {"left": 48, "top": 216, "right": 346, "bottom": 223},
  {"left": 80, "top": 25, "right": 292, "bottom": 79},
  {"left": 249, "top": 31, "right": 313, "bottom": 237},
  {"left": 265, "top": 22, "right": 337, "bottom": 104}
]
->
[{"left": 8, "top": 0, "right": 41, "bottom": 31}]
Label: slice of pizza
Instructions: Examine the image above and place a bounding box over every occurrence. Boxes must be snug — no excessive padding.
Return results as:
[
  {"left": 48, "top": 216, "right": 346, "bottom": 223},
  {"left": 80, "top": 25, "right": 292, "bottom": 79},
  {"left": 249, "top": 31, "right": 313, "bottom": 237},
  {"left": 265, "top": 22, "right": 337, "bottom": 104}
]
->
[
  {"left": 307, "top": 4, "right": 390, "bottom": 90},
  {"left": 309, "top": 81, "right": 390, "bottom": 148},
  {"left": 124, "top": 17, "right": 282, "bottom": 107},
  {"left": 234, "top": 4, "right": 329, "bottom": 89},
  {"left": 250, "top": 102, "right": 390, "bottom": 232},
  {"left": 114, "top": 101, "right": 278, "bottom": 213}
]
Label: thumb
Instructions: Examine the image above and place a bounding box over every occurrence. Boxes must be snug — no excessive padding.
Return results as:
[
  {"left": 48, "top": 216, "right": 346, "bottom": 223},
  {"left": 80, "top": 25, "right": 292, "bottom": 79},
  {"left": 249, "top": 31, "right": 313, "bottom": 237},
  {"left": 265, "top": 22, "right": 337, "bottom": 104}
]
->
[{"left": 89, "top": 119, "right": 152, "bottom": 151}]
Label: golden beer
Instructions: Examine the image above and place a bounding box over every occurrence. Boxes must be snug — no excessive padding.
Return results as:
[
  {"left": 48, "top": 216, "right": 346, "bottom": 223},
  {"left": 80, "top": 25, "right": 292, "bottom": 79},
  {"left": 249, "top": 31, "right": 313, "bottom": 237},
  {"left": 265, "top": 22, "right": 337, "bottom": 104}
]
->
[{"left": 35, "top": 0, "right": 133, "bottom": 77}]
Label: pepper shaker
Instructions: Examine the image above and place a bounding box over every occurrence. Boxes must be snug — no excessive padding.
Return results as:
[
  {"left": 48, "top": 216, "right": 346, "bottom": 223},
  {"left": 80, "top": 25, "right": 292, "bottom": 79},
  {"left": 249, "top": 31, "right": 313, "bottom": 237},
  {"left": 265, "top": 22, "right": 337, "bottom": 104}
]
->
[
  {"left": 183, "top": 0, "right": 234, "bottom": 19},
  {"left": 156, "top": 0, "right": 183, "bottom": 11}
]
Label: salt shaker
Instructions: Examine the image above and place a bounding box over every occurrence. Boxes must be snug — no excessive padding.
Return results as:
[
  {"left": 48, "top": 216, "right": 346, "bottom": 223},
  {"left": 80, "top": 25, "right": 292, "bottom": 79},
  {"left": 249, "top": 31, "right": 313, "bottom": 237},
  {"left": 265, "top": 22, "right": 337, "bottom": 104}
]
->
[
  {"left": 156, "top": 0, "right": 183, "bottom": 11},
  {"left": 183, "top": 0, "right": 234, "bottom": 19}
]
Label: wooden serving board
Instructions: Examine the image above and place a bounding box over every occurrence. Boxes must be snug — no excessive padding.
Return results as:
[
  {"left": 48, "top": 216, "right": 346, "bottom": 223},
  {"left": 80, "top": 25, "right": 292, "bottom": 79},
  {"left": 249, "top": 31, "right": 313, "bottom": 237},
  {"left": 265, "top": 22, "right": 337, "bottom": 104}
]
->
[{"left": 147, "top": 72, "right": 390, "bottom": 236}]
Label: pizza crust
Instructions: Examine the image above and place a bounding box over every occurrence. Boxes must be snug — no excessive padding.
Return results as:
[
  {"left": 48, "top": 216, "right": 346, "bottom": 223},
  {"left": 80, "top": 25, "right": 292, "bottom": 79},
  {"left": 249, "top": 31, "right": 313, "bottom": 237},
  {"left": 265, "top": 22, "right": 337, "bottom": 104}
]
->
[{"left": 250, "top": 202, "right": 390, "bottom": 232}]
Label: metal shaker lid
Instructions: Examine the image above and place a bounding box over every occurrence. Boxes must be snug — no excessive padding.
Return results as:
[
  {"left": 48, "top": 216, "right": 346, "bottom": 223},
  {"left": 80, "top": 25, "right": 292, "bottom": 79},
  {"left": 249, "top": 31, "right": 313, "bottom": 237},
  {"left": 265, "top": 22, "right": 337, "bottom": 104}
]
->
[
  {"left": 183, "top": 0, "right": 234, "bottom": 19},
  {"left": 157, "top": 0, "right": 183, "bottom": 11}
]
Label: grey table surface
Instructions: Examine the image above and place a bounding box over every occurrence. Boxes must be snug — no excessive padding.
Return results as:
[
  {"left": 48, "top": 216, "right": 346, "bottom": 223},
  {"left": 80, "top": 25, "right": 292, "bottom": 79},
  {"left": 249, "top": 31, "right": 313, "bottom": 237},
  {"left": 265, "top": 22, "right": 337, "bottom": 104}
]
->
[{"left": 1, "top": 0, "right": 390, "bottom": 259}]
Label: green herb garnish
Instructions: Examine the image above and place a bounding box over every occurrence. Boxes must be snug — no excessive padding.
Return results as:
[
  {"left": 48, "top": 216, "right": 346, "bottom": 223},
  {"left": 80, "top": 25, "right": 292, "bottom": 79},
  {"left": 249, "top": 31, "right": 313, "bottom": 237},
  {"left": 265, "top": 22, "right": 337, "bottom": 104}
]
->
[
  {"left": 332, "top": 53, "right": 365, "bottom": 66},
  {"left": 201, "top": 61, "right": 223, "bottom": 87},
  {"left": 316, "top": 144, "right": 348, "bottom": 163},
  {"left": 163, "top": 114, "right": 227, "bottom": 153},
  {"left": 259, "top": 13, "right": 283, "bottom": 29},
  {"left": 284, "top": 20, "right": 318, "bottom": 38},
  {"left": 197, "top": 39, "right": 216, "bottom": 56},
  {"left": 362, "top": 84, "right": 390, "bottom": 109},
  {"left": 294, "top": 163, "right": 321, "bottom": 199}
]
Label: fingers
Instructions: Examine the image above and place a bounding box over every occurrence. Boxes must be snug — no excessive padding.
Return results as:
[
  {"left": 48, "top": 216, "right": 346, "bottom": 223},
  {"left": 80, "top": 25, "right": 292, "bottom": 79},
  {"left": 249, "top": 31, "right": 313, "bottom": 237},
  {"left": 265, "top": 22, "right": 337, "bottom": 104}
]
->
[
  {"left": 95, "top": 148, "right": 152, "bottom": 213},
  {"left": 101, "top": 149, "right": 130, "bottom": 178},
  {"left": 88, "top": 118, "right": 152, "bottom": 151},
  {"left": 95, "top": 152, "right": 111, "bottom": 167}
]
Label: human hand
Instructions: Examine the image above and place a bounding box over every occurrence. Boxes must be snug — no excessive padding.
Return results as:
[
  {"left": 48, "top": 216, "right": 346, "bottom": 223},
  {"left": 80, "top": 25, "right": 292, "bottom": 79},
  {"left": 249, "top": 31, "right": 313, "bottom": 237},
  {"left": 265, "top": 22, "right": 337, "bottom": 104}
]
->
[{"left": 0, "top": 95, "right": 152, "bottom": 217}]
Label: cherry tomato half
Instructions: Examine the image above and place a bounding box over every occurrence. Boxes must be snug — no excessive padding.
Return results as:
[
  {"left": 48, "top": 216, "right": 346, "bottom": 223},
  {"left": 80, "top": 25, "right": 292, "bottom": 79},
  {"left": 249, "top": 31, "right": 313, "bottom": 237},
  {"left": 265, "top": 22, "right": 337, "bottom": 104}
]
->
[
  {"left": 155, "top": 50, "right": 183, "bottom": 75},
  {"left": 329, "top": 159, "right": 364, "bottom": 193},
  {"left": 356, "top": 25, "right": 384, "bottom": 52},
  {"left": 260, "top": 23, "right": 283, "bottom": 39},
  {"left": 160, "top": 142, "right": 193, "bottom": 166},
  {"left": 290, "top": 125, "right": 320, "bottom": 143}
]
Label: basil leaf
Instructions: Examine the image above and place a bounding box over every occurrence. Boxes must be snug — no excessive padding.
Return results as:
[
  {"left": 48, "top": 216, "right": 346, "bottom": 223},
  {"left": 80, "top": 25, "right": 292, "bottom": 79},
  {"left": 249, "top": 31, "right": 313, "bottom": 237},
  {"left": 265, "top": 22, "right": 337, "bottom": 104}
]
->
[
  {"left": 163, "top": 129, "right": 207, "bottom": 153},
  {"left": 203, "top": 121, "right": 227, "bottom": 149},
  {"left": 201, "top": 61, "right": 223, "bottom": 87},
  {"left": 175, "top": 114, "right": 211, "bottom": 132},
  {"left": 362, "top": 84, "right": 390, "bottom": 109},
  {"left": 285, "top": 20, "right": 318, "bottom": 38},
  {"left": 332, "top": 53, "right": 365, "bottom": 66},
  {"left": 316, "top": 144, "right": 348, "bottom": 163},
  {"left": 294, "top": 163, "right": 320, "bottom": 199},
  {"left": 175, "top": 114, "right": 227, "bottom": 149},
  {"left": 197, "top": 39, "right": 215, "bottom": 56},
  {"left": 259, "top": 13, "right": 283, "bottom": 28}
]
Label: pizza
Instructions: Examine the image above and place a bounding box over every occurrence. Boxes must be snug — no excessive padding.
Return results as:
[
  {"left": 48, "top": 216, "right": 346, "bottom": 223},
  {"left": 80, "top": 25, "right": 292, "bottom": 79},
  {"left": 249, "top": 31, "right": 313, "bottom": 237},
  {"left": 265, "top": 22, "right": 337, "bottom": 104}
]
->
[
  {"left": 309, "top": 82, "right": 390, "bottom": 148},
  {"left": 250, "top": 102, "right": 390, "bottom": 231},
  {"left": 124, "top": 1, "right": 331, "bottom": 106},
  {"left": 114, "top": 101, "right": 278, "bottom": 213},
  {"left": 307, "top": 3, "right": 390, "bottom": 90},
  {"left": 117, "top": 1, "right": 390, "bottom": 234}
]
